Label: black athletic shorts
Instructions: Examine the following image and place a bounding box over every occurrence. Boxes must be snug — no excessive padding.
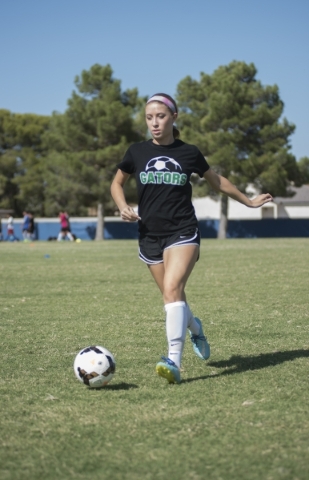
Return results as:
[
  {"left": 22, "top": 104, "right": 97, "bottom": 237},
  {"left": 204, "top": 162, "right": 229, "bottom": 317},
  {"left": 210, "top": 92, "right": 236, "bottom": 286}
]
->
[{"left": 138, "top": 228, "right": 200, "bottom": 265}]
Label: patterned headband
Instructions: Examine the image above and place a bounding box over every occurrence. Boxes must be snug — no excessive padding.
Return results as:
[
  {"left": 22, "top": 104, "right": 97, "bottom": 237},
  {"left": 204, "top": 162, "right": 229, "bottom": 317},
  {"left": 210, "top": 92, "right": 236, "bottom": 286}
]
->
[{"left": 146, "top": 95, "right": 177, "bottom": 114}]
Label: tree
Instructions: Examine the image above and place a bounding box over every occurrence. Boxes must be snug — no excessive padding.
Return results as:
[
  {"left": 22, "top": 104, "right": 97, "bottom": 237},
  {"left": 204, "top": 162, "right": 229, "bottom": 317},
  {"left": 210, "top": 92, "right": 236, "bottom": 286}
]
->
[
  {"left": 298, "top": 157, "right": 309, "bottom": 183},
  {"left": 176, "top": 61, "right": 301, "bottom": 238},
  {"left": 0, "top": 109, "right": 50, "bottom": 215},
  {"left": 43, "top": 64, "right": 144, "bottom": 237}
]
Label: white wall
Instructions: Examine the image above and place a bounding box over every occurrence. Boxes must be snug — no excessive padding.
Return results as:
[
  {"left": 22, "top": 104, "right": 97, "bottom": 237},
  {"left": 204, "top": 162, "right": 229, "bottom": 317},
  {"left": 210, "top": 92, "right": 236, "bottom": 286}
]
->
[
  {"left": 284, "top": 206, "right": 309, "bottom": 218},
  {"left": 192, "top": 197, "right": 309, "bottom": 220},
  {"left": 192, "top": 197, "right": 264, "bottom": 220}
]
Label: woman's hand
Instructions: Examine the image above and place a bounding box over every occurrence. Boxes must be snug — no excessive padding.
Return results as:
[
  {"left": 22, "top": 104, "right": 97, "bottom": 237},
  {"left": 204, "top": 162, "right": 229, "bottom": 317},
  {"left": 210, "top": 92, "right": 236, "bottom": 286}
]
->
[
  {"left": 248, "top": 193, "right": 273, "bottom": 208},
  {"left": 120, "top": 206, "right": 141, "bottom": 222},
  {"left": 204, "top": 170, "right": 273, "bottom": 209},
  {"left": 111, "top": 170, "right": 141, "bottom": 222}
]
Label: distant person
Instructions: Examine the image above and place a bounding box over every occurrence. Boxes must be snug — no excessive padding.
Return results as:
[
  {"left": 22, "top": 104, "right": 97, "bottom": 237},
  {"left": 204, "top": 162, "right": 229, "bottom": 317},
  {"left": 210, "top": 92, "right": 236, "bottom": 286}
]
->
[
  {"left": 57, "top": 211, "right": 74, "bottom": 241},
  {"left": 64, "top": 211, "right": 72, "bottom": 233},
  {"left": 6, "top": 214, "right": 18, "bottom": 241},
  {"left": 27, "top": 213, "right": 35, "bottom": 240},
  {"left": 22, "top": 211, "right": 31, "bottom": 241}
]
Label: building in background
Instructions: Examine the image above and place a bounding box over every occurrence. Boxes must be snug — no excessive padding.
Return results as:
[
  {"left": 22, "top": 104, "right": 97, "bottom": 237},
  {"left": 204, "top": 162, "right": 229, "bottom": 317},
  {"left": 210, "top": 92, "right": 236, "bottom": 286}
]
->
[{"left": 192, "top": 185, "right": 309, "bottom": 220}]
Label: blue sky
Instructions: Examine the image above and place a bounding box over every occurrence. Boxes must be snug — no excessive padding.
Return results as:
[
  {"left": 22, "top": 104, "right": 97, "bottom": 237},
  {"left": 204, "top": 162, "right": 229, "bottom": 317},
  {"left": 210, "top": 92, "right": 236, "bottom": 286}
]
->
[{"left": 0, "top": 0, "right": 308, "bottom": 159}]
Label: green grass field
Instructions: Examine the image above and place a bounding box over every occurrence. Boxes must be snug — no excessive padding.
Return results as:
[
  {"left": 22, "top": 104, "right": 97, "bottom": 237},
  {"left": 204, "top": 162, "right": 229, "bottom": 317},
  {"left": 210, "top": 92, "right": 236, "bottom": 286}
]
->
[{"left": 0, "top": 238, "right": 308, "bottom": 480}]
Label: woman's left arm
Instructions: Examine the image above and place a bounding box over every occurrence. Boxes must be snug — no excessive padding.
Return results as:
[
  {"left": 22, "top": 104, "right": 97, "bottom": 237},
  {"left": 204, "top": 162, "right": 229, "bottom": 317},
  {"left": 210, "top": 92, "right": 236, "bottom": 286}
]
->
[{"left": 203, "top": 169, "right": 273, "bottom": 208}]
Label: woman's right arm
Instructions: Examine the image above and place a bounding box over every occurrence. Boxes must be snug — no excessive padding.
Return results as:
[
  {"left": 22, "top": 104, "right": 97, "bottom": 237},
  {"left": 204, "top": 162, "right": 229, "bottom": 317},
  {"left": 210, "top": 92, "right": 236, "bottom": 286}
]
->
[{"left": 111, "top": 169, "right": 141, "bottom": 222}]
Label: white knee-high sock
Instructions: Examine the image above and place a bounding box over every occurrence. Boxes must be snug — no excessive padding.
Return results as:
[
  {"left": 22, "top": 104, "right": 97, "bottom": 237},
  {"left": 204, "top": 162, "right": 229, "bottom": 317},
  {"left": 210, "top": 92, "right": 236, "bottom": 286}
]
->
[
  {"left": 165, "top": 301, "right": 187, "bottom": 368},
  {"left": 186, "top": 304, "right": 200, "bottom": 335}
]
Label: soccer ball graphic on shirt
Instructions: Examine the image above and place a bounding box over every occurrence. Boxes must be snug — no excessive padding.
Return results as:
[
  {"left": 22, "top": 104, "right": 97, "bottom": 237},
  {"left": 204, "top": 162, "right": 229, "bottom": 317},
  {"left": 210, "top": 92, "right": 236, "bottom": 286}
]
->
[
  {"left": 73, "top": 345, "right": 116, "bottom": 388},
  {"left": 146, "top": 156, "right": 182, "bottom": 172}
]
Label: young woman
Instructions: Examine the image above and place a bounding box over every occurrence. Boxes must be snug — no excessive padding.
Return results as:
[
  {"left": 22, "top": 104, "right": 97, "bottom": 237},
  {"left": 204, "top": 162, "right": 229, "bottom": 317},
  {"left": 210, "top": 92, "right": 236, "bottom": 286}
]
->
[
  {"left": 57, "top": 211, "right": 74, "bottom": 241},
  {"left": 111, "top": 93, "right": 273, "bottom": 384}
]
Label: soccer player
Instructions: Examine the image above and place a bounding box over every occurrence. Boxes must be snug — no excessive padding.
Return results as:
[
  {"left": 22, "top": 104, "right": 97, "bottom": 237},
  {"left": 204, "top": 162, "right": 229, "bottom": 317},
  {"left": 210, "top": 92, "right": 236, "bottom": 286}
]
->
[
  {"left": 111, "top": 93, "right": 273, "bottom": 384},
  {"left": 57, "top": 211, "right": 74, "bottom": 241},
  {"left": 6, "top": 214, "right": 18, "bottom": 241},
  {"left": 21, "top": 211, "right": 31, "bottom": 241}
]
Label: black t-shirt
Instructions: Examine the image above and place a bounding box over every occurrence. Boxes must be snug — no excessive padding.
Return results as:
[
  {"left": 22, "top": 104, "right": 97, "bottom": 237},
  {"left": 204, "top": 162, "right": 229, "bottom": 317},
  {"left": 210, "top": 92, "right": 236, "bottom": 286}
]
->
[{"left": 117, "top": 139, "right": 210, "bottom": 236}]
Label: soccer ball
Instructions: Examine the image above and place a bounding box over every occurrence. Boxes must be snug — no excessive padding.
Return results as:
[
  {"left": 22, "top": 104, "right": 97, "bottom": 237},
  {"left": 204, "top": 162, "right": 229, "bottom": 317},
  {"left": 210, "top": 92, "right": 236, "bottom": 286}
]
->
[
  {"left": 146, "top": 156, "right": 182, "bottom": 172},
  {"left": 73, "top": 345, "right": 116, "bottom": 388}
]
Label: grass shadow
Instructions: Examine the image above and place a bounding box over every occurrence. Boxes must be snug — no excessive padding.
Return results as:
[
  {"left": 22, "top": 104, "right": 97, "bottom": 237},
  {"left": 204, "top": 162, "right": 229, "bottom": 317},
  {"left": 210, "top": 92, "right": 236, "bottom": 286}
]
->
[
  {"left": 91, "top": 382, "right": 139, "bottom": 391},
  {"left": 183, "top": 349, "right": 309, "bottom": 384}
]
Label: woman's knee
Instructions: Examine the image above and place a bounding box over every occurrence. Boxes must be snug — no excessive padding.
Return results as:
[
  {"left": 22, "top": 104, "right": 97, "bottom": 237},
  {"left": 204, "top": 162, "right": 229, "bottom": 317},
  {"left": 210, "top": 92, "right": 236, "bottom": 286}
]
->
[{"left": 163, "top": 283, "right": 185, "bottom": 303}]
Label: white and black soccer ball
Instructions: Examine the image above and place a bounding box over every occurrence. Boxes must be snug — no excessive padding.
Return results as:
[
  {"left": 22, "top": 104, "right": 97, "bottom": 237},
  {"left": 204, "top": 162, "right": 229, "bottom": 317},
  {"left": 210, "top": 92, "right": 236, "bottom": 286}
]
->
[
  {"left": 73, "top": 345, "right": 116, "bottom": 388},
  {"left": 146, "top": 156, "right": 182, "bottom": 172}
]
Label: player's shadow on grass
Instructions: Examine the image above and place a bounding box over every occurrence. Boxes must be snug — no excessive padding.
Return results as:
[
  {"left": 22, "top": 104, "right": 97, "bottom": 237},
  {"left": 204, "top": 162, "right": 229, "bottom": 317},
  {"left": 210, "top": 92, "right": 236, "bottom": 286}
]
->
[
  {"left": 183, "top": 349, "right": 309, "bottom": 383},
  {"left": 92, "top": 382, "right": 139, "bottom": 391}
]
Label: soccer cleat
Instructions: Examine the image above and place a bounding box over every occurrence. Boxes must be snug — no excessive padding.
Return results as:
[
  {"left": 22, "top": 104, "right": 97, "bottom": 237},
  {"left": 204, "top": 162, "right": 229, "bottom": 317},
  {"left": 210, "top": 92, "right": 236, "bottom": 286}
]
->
[
  {"left": 156, "top": 356, "right": 181, "bottom": 384},
  {"left": 189, "top": 317, "right": 210, "bottom": 360}
]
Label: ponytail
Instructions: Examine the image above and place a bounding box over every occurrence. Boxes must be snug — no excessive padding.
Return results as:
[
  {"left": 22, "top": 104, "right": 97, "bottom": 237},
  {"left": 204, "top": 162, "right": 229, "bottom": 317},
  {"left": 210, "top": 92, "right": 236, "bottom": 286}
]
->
[{"left": 173, "top": 125, "right": 180, "bottom": 139}]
